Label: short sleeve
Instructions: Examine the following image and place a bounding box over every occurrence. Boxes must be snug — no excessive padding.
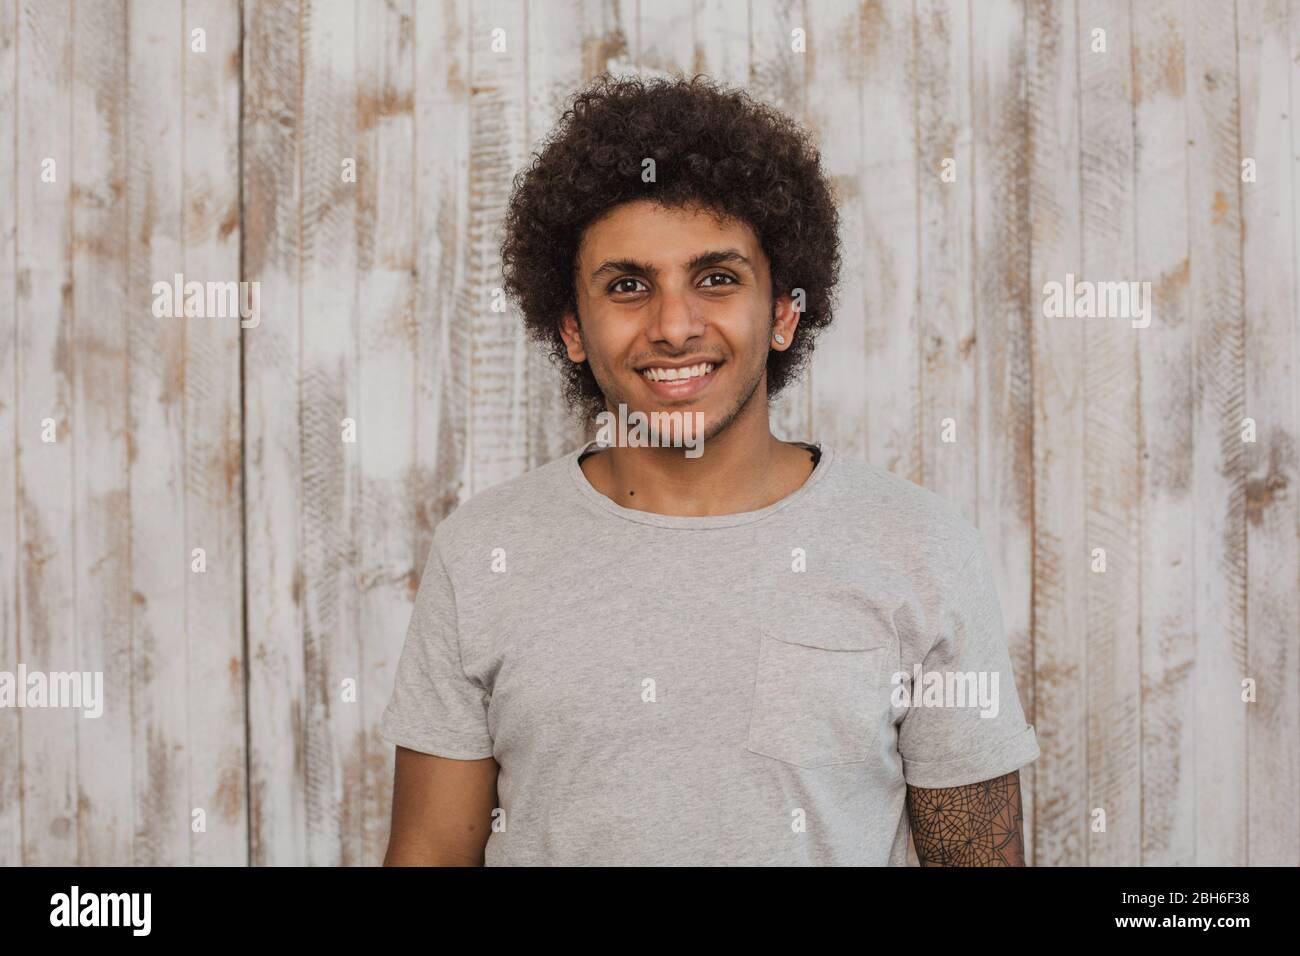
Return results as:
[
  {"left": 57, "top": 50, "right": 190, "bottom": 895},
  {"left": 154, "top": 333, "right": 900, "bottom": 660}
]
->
[
  {"left": 896, "top": 536, "right": 1039, "bottom": 788},
  {"left": 378, "top": 535, "right": 495, "bottom": 760}
]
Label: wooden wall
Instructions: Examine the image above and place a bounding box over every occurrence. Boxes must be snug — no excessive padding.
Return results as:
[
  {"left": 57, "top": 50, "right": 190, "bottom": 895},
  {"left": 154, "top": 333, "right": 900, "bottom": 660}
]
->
[{"left": 1, "top": 0, "right": 1296, "bottom": 866}]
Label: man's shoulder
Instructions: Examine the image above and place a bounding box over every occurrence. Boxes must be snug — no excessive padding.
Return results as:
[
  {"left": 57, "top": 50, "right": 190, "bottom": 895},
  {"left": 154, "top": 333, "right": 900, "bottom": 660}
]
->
[
  {"left": 431, "top": 448, "right": 577, "bottom": 556},
  {"left": 825, "top": 450, "right": 984, "bottom": 566}
]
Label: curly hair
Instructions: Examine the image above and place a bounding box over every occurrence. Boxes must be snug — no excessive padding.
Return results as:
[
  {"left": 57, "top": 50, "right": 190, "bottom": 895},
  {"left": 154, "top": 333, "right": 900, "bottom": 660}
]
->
[{"left": 499, "top": 73, "right": 843, "bottom": 421}]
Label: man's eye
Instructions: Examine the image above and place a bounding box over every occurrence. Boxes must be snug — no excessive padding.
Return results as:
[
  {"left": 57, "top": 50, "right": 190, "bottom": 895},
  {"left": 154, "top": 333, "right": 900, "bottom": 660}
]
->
[
  {"left": 610, "top": 277, "right": 646, "bottom": 294},
  {"left": 700, "top": 272, "right": 737, "bottom": 288}
]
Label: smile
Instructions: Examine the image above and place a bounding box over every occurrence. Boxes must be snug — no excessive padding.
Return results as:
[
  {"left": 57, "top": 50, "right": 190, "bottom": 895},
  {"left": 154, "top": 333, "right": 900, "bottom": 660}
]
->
[
  {"left": 640, "top": 362, "right": 715, "bottom": 382},
  {"left": 638, "top": 361, "right": 719, "bottom": 400}
]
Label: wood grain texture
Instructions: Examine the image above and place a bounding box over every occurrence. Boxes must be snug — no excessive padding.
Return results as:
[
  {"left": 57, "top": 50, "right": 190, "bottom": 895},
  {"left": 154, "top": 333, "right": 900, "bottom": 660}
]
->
[
  {"left": 70, "top": 0, "right": 130, "bottom": 865},
  {"left": 1, "top": 0, "right": 1297, "bottom": 867},
  {"left": 16, "top": 0, "right": 78, "bottom": 866},
  {"left": 1077, "top": 0, "right": 1141, "bottom": 866},
  {"left": 0, "top": 0, "right": 19, "bottom": 868},
  {"left": 242, "top": 0, "right": 306, "bottom": 866},
  {"left": 969, "top": 0, "right": 1037, "bottom": 866},
  {"left": 126, "top": 0, "right": 190, "bottom": 866},
  {"left": 467, "top": 0, "right": 529, "bottom": 494},
  {"left": 917, "top": 0, "right": 975, "bottom": 523},
  {"left": 1027, "top": 0, "right": 1087, "bottom": 866},
  {"left": 297, "top": 0, "right": 360, "bottom": 867},
  {"left": 806, "top": 0, "right": 891, "bottom": 465},
  {"left": 1186, "top": 0, "right": 1249, "bottom": 866},
  {"left": 1242, "top": 0, "right": 1299, "bottom": 866},
  {"left": 914, "top": 0, "right": 974, "bottom": 866},
  {"left": 749, "top": 0, "right": 809, "bottom": 443},
  {"left": 855, "top": 0, "right": 920, "bottom": 480},
  {"left": 1132, "top": 0, "right": 1195, "bottom": 866},
  {"left": 413, "top": 0, "right": 471, "bottom": 542},
  {"left": 181, "top": 0, "right": 245, "bottom": 866},
  {"left": 523, "top": 0, "right": 628, "bottom": 465},
  {"left": 356, "top": 0, "right": 416, "bottom": 866}
]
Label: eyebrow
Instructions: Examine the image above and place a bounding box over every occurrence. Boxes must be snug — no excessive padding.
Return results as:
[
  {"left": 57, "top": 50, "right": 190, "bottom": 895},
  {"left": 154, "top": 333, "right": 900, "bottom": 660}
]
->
[{"left": 587, "top": 248, "right": 754, "bottom": 284}]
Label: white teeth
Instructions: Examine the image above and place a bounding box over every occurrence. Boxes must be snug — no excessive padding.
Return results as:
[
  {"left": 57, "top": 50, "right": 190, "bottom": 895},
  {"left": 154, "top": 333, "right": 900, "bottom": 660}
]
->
[{"left": 641, "top": 362, "right": 714, "bottom": 382}]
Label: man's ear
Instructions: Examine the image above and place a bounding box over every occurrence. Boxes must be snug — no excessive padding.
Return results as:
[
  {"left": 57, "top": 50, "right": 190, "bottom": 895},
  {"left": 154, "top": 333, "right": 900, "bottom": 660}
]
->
[
  {"left": 770, "top": 293, "right": 802, "bottom": 352},
  {"left": 558, "top": 310, "right": 587, "bottom": 363}
]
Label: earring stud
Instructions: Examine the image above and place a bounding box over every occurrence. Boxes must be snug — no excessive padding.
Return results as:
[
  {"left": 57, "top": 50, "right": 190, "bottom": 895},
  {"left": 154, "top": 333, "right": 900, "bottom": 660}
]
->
[{"left": 773, "top": 333, "right": 786, "bottom": 345}]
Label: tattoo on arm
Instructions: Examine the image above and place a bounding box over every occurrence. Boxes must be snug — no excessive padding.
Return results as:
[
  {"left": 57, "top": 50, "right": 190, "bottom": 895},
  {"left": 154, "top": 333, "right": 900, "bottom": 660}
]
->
[{"left": 906, "top": 769, "right": 1026, "bottom": 866}]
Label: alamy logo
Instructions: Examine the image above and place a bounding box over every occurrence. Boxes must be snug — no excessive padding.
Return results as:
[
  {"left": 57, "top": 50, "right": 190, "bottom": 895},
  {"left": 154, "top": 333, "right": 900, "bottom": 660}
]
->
[
  {"left": 50, "top": 886, "right": 151, "bottom": 936},
  {"left": 890, "top": 665, "right": 1000, "bottom": 718},
  {"left": 151, "top": 272, "right": 260, "bottom": 328},
  {"left": 594, "top": 403, "right": 705, "bottom": 458},
  {"left": 0, "top": 665, "right": 103, "bottom": 718},
  {"left": 1041, "top": 272, "right": 1152, "bottom": 328}
]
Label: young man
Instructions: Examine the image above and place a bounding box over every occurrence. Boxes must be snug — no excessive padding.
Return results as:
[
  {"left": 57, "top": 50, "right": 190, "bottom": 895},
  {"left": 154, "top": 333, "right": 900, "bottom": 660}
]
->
[{"left": 381, "top": 74, "right": 1039, "bottom": 866}]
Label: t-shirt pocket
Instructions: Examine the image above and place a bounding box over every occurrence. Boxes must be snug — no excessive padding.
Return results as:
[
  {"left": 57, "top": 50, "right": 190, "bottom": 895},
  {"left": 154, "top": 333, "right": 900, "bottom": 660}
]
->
[{"left": 745, "top": 597, "right": 895, "bottom": 769}]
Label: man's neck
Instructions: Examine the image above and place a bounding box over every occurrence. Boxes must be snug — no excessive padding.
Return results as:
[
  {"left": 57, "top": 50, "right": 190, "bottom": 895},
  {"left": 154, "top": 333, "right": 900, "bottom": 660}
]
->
[{"left": 578, "top": 424, "right": 817, "bottom": 518}]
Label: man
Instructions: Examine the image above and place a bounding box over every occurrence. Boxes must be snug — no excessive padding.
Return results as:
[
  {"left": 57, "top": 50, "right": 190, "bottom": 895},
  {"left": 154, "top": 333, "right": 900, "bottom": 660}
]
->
[{"left": 381, "top": 74, "right": 1039, "bottom": 866}]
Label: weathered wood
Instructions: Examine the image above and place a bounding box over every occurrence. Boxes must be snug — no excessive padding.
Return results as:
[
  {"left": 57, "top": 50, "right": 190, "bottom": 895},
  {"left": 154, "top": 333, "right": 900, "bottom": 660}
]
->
[
  {"left": 0, "top": 0, "right": 20, "bottom": 867},
  {"left": 522, "top": 0, "right": 630, "bottom": 465},
  {"left": 1185, "top": 0, "right": 1249, "bottom": 866},
  {"left": 749, "top": 0, "right": 809, "bottom": 443},
  {"left": 1241, "top": 0, "right": 1299, "bottom": 866},
  {"left": 181, "top": 0, "right": 246, "bottom": 866},
  {"left": 693, "top": 0, "right": 750, "bottom": 88},
  {"left": 917, "top": 0, "right": 975, "bottom": 523},
  {"left": 913, "top": 0, "right": 967, "bottom": 871},
  {"left": 467, "top": 0, "right": 529, "bottom": 494},
  {"left": 806, "top": 0, "right": 898, "bottom": 465},
  {"left": 1077, "top": 0, "right": 1141, "bottom": 866},
  {"left": 297, "top": 0, "right": 360, "bottom": 869},
  {"left": 637, "top": 0, "right": 692, "bottom": 78},
  {"left": 356, "top": 0, "right": 416, "bottom": 866},
  {"left": 15, "top": 0, "right": 79, "bottom": 866},
  {"left": 1132, "top": 0, "right": 1195, "bottom": 866},
  {"left": 70, "top": 0, "right": 131, "bottom": 866},
  {"left": 1027, "top": 0, "right": 1087, "bottom": 866},
  {"left": 856, "top": 0, "right": 920, "bottom": 480},
  {"left": 126, "top": 0, "right": 190, "bottom": 866},
  {"left": 971, "top": 0, "right": 1037, "bottom": 865},
  {"left": 413, "top": 0, "right": 471, "bottom": 541},
  {"left": 242, "top": 0, "right": 306, "bottom": 866}
]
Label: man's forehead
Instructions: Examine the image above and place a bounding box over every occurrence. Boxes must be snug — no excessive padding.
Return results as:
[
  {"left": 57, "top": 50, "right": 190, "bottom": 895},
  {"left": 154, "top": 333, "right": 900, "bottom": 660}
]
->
[{"left": 576, "top": 203, "right": 763, "bottom": 276}]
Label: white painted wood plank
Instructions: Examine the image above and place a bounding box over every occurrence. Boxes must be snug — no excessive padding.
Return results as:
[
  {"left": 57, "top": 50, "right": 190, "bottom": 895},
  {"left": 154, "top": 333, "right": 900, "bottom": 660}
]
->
[
  {"left": 357, "top": 0, "right": 416, "bottom": 866},
  {"left": 70, "top": 0, "right": 132, "bottom": 865},
  {"left": 970, "top": 0, "right": 1037, "bottom": 867},
  {"left": 298, "top": 0, "right": 360, "bottom": 866},
  {"left": 180, "top": 0, "right": 246, "bottom": 865},
  {"left": 917, "top": 0, "right": 976, "bottom": 521},
  {"left": 1077, "top": 0, "right": 1141, "bottom": 866},
  {"left": 1185, "top": 0, "right": 1248, "bottom": 866},
  {"left": 0, "top": 0, "right": 24, "bottom": 868},
  {"left": 808, "top": 0, "right": 910, "bottom": 466},
  {"left": 748, "top": 0, "right": 809, "bottom": 442},
  {"left": 1027, "top": 0, "right": 1087, "bottom": 866},
  {"left": 1132, "top": 0, "right": 1196, "bottom": 866},
  {"left": 1242, "top": 0, "right": 1299, "bottom": 865},
  {"left": 242, "top": 0, "right": 307, "bottom": 866},
  {"left": 126, "top": 0, "right": 189, "bottom": 866},
  {"left": 15, "top": 0, "right": 79, "bottom": 866},
  {"left": 467, "top": 0, "right": 530, "bottom": 493}
]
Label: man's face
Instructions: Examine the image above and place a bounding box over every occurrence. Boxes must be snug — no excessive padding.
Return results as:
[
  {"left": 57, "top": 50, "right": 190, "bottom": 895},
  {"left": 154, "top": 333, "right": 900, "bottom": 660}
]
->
[{"left": 560, "top": 199, "right": 794, "bottom": 445}]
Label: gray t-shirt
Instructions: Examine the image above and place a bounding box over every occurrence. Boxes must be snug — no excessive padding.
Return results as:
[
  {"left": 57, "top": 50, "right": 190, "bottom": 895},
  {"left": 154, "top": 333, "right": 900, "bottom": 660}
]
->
[{"left": 380, "top": 439, "right": 1040, "bottom": 865}]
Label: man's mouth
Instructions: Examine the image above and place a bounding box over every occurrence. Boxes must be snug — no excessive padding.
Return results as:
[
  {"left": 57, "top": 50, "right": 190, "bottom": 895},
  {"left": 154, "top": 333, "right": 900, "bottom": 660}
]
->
[{"left": 638, "top": 361, "right": 719, "bottom": 399}]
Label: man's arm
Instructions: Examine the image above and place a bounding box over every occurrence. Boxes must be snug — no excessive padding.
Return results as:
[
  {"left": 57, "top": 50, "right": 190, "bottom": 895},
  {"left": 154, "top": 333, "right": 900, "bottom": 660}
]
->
[
  {"left": 383, "top": 746, "right": 499, "bottom": 866},
  {"left": 905, "top": 769, "right": 1026, "bottom": 866}
]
